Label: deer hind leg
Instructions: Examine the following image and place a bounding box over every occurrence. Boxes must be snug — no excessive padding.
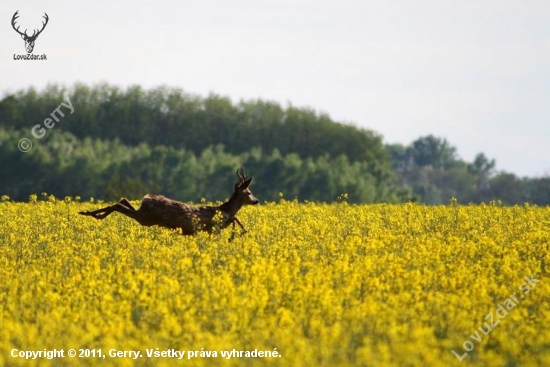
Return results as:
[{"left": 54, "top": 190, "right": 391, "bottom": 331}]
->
[
  {"left": 118, "top": 198, "right": 136, "bottom": 210},
  {"left": 79, "top": 201, "right": 137, "bottom": 220}
]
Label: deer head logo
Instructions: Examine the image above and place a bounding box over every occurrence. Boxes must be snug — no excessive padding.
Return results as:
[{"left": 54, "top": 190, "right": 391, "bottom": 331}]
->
[{"left": 11, "top": 11, "right": 49, "bottom": 54}]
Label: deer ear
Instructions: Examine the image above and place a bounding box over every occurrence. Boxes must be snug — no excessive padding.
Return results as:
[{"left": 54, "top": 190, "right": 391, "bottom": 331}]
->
[
  {"left": 21, "top": 34, "right": 26, "bottom": 40},
  {"left": 239, "top": 177, "right": 253, "bottom": 189}
]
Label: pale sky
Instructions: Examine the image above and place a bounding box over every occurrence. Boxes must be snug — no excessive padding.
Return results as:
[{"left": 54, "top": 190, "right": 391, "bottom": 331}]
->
[{"left": 2, "top": 0, "right": 549, "bottom": 177}]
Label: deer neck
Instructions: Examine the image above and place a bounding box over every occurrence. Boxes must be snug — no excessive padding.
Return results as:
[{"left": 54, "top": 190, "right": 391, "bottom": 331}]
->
[{"left": 218, "top": 194, "right": 243, "bottom": 218}]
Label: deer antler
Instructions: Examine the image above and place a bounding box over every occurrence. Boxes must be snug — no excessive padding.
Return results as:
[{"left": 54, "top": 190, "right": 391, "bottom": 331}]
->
[
  {"left": 30, "top": 13, "right": 49, "bottom": 39},
  {"left": 11, "top": 11, "right": 49, "bottom": 40},
  {"left": 235, "top": 167, "right": 248, "bottom": 187},
  {"left": 11, "top": 11, "right": 26, "bottom": 37}
]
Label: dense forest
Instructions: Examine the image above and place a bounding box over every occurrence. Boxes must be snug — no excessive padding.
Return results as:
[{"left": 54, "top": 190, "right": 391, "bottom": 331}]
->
[{"left": 1, "top": 83, "right": 548, "bottom": 204}]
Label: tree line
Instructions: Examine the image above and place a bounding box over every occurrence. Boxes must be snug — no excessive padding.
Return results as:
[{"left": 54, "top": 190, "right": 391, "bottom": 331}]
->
[
  {"left": 387, "top": 136, "right": 550, "bottom": 205},
  {"left": 0, "top": 128, "right": 402, "bottom": 203},
  {"left": 0, "top": 83, "right": 548, "bottom": 204}
]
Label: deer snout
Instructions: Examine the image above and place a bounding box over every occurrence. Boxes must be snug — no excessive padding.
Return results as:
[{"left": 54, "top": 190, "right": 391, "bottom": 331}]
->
[{"left": 251, "top": 199, "right": 259, "bottom": 205}]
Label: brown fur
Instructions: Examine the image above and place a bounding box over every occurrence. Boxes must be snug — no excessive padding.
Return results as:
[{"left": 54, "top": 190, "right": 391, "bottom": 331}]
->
[{"left": 79, "top": 169, "right": 259, "bottom": 235}]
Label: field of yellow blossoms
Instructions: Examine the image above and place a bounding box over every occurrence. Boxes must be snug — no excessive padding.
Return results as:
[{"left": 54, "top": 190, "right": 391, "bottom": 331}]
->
[{"left": 0, "top": 195, "right": 549, "bottom": 366}]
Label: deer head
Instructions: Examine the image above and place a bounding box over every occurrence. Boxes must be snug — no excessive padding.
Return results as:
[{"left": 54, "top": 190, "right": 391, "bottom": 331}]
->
[
  {"left": 12, "top": 11, "right": 49, "bottom": 54},
  {"left": 234, "top": 168, "right": 259, "bottom": 205}
]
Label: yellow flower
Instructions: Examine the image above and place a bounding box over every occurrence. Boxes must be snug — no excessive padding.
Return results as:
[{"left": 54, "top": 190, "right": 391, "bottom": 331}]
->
[{"left": 0, "top": 198, "right": 548, "bottom": 366}]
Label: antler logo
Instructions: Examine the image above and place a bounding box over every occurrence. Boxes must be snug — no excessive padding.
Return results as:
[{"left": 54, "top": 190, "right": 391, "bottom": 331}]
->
[{"left": 11, "top": 11, "right": 49, "bottom": 54}]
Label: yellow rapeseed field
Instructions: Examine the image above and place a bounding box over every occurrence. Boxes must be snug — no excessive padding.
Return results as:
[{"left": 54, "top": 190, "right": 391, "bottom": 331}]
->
[{"left": 0, "top": 195, "right": 549, "bottom": 366}]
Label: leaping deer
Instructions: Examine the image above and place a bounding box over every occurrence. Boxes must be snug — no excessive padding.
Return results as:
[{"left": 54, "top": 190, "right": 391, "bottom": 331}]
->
[
  {"left": 79, "top": 168, "right": 259, "bottom": 236},
  {"left": 12, "top": 10, "right": 49, "bottom": 54}
]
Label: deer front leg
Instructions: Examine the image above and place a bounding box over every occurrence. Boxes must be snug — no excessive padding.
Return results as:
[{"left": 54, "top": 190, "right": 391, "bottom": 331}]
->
[
  {"left": 228, "top": 220, "right": 237, "bottom": 242},
  {"left": 228, "top": 218, "right": 248, "bottom": 242},
  {"left": 233, "top": 217, "right": 247, "bottom": 234}
]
